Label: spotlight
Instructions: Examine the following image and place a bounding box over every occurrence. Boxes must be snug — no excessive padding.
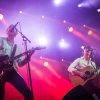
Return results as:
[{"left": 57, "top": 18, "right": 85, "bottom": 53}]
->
[
  {"left": 38, "top": 36, "right": 48, "bottom": 46},
  {"left": 42, "top": 16, "right": 45, "bottom": 19},
  {"left": 68, "top": 27, "right": 74, "bottom": 32},
  {"left": 83, "top": 24, "right": 86, "bottom": 27},
  {"left": 63, "top": 20, "right": 67, "bottom": 23},
  {"left": 44, "top": 62, "right": 49, "bottom": 67},
  {"left": 59, "top": 39, "right": 70, "bottom": 48},
  {"left": 19, "top": 11, "right": 23, "bottom": 14},
  {"left": 40, "top": 56, "right": 43, "bottom": 59},
  {"left": 78, "top": 4, "right": 82, "bottom": 8},
  {"left": 97, "top": 8, "right": 100, "bottom": 12},
  {"left": 61, "top": 59, "right": 64, "bottom": 61},
  {"left": 88, "top": 30, "right": 93, "bottom": 35},
  {"left": 53, "top": 0, "right": 65, "bottom": 6},
  {"left": 81, "top": 46, "right": 85, "bottom": 50},
  {"left": 54, "top": 0, "right": 62, "bottom": 5},
  {"left": 0, "top": 14, "right": 3, "bottom": 20}
]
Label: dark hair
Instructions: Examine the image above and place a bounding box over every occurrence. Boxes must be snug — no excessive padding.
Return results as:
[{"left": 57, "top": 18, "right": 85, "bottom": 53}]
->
[
  {"left": 82, "top": 45, "right": 94, "bottom": 60},
  {"left": 83, "top": 46, "right": 93, "bottom": 51}
]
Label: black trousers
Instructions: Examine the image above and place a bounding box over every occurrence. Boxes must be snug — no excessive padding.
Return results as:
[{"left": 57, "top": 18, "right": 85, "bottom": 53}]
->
[{"left": 0, "top": 69, "right": 33, "bottom": 100}]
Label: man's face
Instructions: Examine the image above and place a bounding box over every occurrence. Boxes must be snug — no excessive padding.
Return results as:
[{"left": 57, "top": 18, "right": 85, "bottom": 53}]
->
[
  {"left": 83, "top": 48, "right": 92, "bottom": 57},
  {"left": 7, "top": 31, "right": 17, "bottom": 39},
  {"left": 6, "top": 24, "right": 18, "bottom": 38}
]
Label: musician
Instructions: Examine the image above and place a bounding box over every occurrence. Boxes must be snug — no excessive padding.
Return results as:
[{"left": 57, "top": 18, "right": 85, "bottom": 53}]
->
[
  {"left": 67, "top": 46, "right": 100, "bottom": 99},
  {"left": 0, "top": 24, "right": 34, "bottom": 100}
]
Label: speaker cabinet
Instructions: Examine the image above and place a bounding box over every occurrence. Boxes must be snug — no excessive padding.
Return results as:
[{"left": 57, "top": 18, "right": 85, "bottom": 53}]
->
[{"left": 62, "top": 85, "right": 94, "bottom": 100}]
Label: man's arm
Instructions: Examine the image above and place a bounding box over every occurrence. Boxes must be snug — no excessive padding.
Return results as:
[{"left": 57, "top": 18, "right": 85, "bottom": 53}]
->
[
  {"left": 68, "top": 58, "right": 84, "bottom": 77},
  {"left": 17, "top": 49, "right": 34, "bottom": 67}
]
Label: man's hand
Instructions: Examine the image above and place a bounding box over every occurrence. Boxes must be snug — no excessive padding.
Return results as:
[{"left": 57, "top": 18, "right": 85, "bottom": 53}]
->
[
  {"left": 18, "top": 49, "right": 35, "bottom": 67},
  {"left": 28, "top": 49, "right": 35, "bottom": 58},
  {"left": 79, "top": 72, "right": 86, "bottom": 78},
  {"left": 73, "top": 70, "right": 86, "bottom": 79}
]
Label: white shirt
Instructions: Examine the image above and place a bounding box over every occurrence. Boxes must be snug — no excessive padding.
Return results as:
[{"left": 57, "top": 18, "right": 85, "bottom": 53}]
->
[
  {"left": 68, "top": 57, "right": 96, "bottom": 75},
  {"left": 0, "top": 37, "right": 22, "bottom": 70}
]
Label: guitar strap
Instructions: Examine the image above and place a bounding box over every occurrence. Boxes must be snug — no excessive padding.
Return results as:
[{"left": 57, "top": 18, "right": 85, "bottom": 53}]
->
[{"left": 10, "top": 44, "right": 17, "bottom": 58}]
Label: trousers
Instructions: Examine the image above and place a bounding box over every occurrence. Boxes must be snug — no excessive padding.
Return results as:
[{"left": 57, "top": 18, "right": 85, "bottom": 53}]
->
[{"left": 0, "top": 69, "right": 33, "bottom": 100}]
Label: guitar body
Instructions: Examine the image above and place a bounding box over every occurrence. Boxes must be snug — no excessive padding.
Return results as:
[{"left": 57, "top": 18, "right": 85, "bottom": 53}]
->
[
  {"left": 0, "top": 46, "right": 45, "bottom": 81},
  {"left": 69, "top": 66, "right": 96, "bottom": 87},
  {"left": 0, "top": 55, "right": 14, "bottom": 80}
]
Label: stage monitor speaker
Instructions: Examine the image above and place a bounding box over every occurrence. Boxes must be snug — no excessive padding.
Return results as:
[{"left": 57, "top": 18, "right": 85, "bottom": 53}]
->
[{"left": 62, "top": 85, "right": 94, "bottom": 100}]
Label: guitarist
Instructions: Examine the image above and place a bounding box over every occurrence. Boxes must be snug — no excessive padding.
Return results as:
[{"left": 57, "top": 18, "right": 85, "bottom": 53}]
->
[
  {"left": 0, "top": 24, "right": 34, "bottom": 100},
  {"left": 67, "top": 46, "right": 100, "bottom": 99}
]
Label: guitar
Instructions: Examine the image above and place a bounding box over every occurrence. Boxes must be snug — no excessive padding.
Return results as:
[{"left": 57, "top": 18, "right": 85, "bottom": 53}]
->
[
  {"left": 69, "top": 66, "right": 100, "bottom": 87},
  {"left": 0, "top": 46, "right": 46, "bottom": 79}
]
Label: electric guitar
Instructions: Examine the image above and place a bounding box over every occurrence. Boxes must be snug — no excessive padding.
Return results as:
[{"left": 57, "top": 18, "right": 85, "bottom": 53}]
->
[
  {"left": 69, "top": 66, "right": 100, "bottom": 87},
  {"left": 0, "top": 46, "right": 46, "bottom": 79}
]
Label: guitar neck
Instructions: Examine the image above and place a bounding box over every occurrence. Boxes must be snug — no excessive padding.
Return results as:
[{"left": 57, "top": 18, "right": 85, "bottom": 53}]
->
[
  {"left": 11, "top": 46, "right": 45, "bottom": 61},
  {"left": 13, "top": 50, "right": 30, "bottom": 61}
]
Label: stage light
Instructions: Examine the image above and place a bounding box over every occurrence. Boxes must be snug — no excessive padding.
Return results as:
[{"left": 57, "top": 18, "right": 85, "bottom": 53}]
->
[
  {"left": 88, "top": 30, "right": 93, "bottom": 35},
  {"left": 68, "top": 27, "right": 74, "bottom": 32},
  {"left": 59, "top": 39, "right": 69, "bottom": 48},
  {"left": 59, "top": 41, "right": 66, "bottom": 48},
  {"left": 42, "top": 16, "right": 45, "bottom": 19},
  {"left": 53, "top": 0, "right": 66, "bottom": 6},
  {"left": 81, "top": 46, "right": 84, "bottom": 50},
  {"left": 63, "top": 20, "right": 67, "bottom": 23},
  {"left": 0, "top": 14, "right": 3, "bottom": 20},
  {"left": 78, "top": 4, "right": 82, "bottom": 7},
  {"left": 54, "top": 0, "right": 62, "bottom": 5},
  {"left": 40, "top": 56, "right": 43, "bottom": 59},
  {"left": 78, "top": 0, "right": 99, "bottom": 8},
  {"left": 44, "top": 62, "right": 49, "bottom": 67},
  {"left": 97, "top": 8, "right": 100, "bottom": 12},
  {"left": 83, "top": 24, "right": 86, "bottom": 27},
  {"left": 19, "top": 11, "right": 23, "bottom": 14},
  {"left": 61, "top": 59, "right": 64, "bottom": 61},
  {"left": 38, "top": 36, "right": 48, "bottom": 46}
]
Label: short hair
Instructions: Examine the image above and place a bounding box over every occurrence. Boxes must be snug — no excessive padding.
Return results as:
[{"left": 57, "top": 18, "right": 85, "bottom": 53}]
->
[
  {"left": 83, "top": 45, "right": 93, "bottom": 51},
  {"left": 6, "top": 24, "right": 18, "bottom": 35},
  {"left": 82, "top": 45, "right": 94, "bottom": 59}
]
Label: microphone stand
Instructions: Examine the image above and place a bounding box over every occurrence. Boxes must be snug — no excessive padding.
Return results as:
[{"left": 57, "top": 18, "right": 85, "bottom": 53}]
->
[{"left": 18, "top": 30, "right": 34, "bottom": 100}]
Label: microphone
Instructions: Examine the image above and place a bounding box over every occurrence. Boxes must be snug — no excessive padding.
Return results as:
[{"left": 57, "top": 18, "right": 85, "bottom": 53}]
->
[{"left": 10, "top": 22, "right": 19, "bottom": 32}]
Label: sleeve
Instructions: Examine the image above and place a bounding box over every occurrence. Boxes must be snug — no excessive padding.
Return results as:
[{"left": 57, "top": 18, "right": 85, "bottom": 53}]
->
[
  {"left": 91, "top": 61, "right": 99, "bottom": 74},
  {"left": 67, "top": 58, "right": 80, "bottom": 74},
  {"left": 92, "top": 61, "right": 96, "bottom": 69}
]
